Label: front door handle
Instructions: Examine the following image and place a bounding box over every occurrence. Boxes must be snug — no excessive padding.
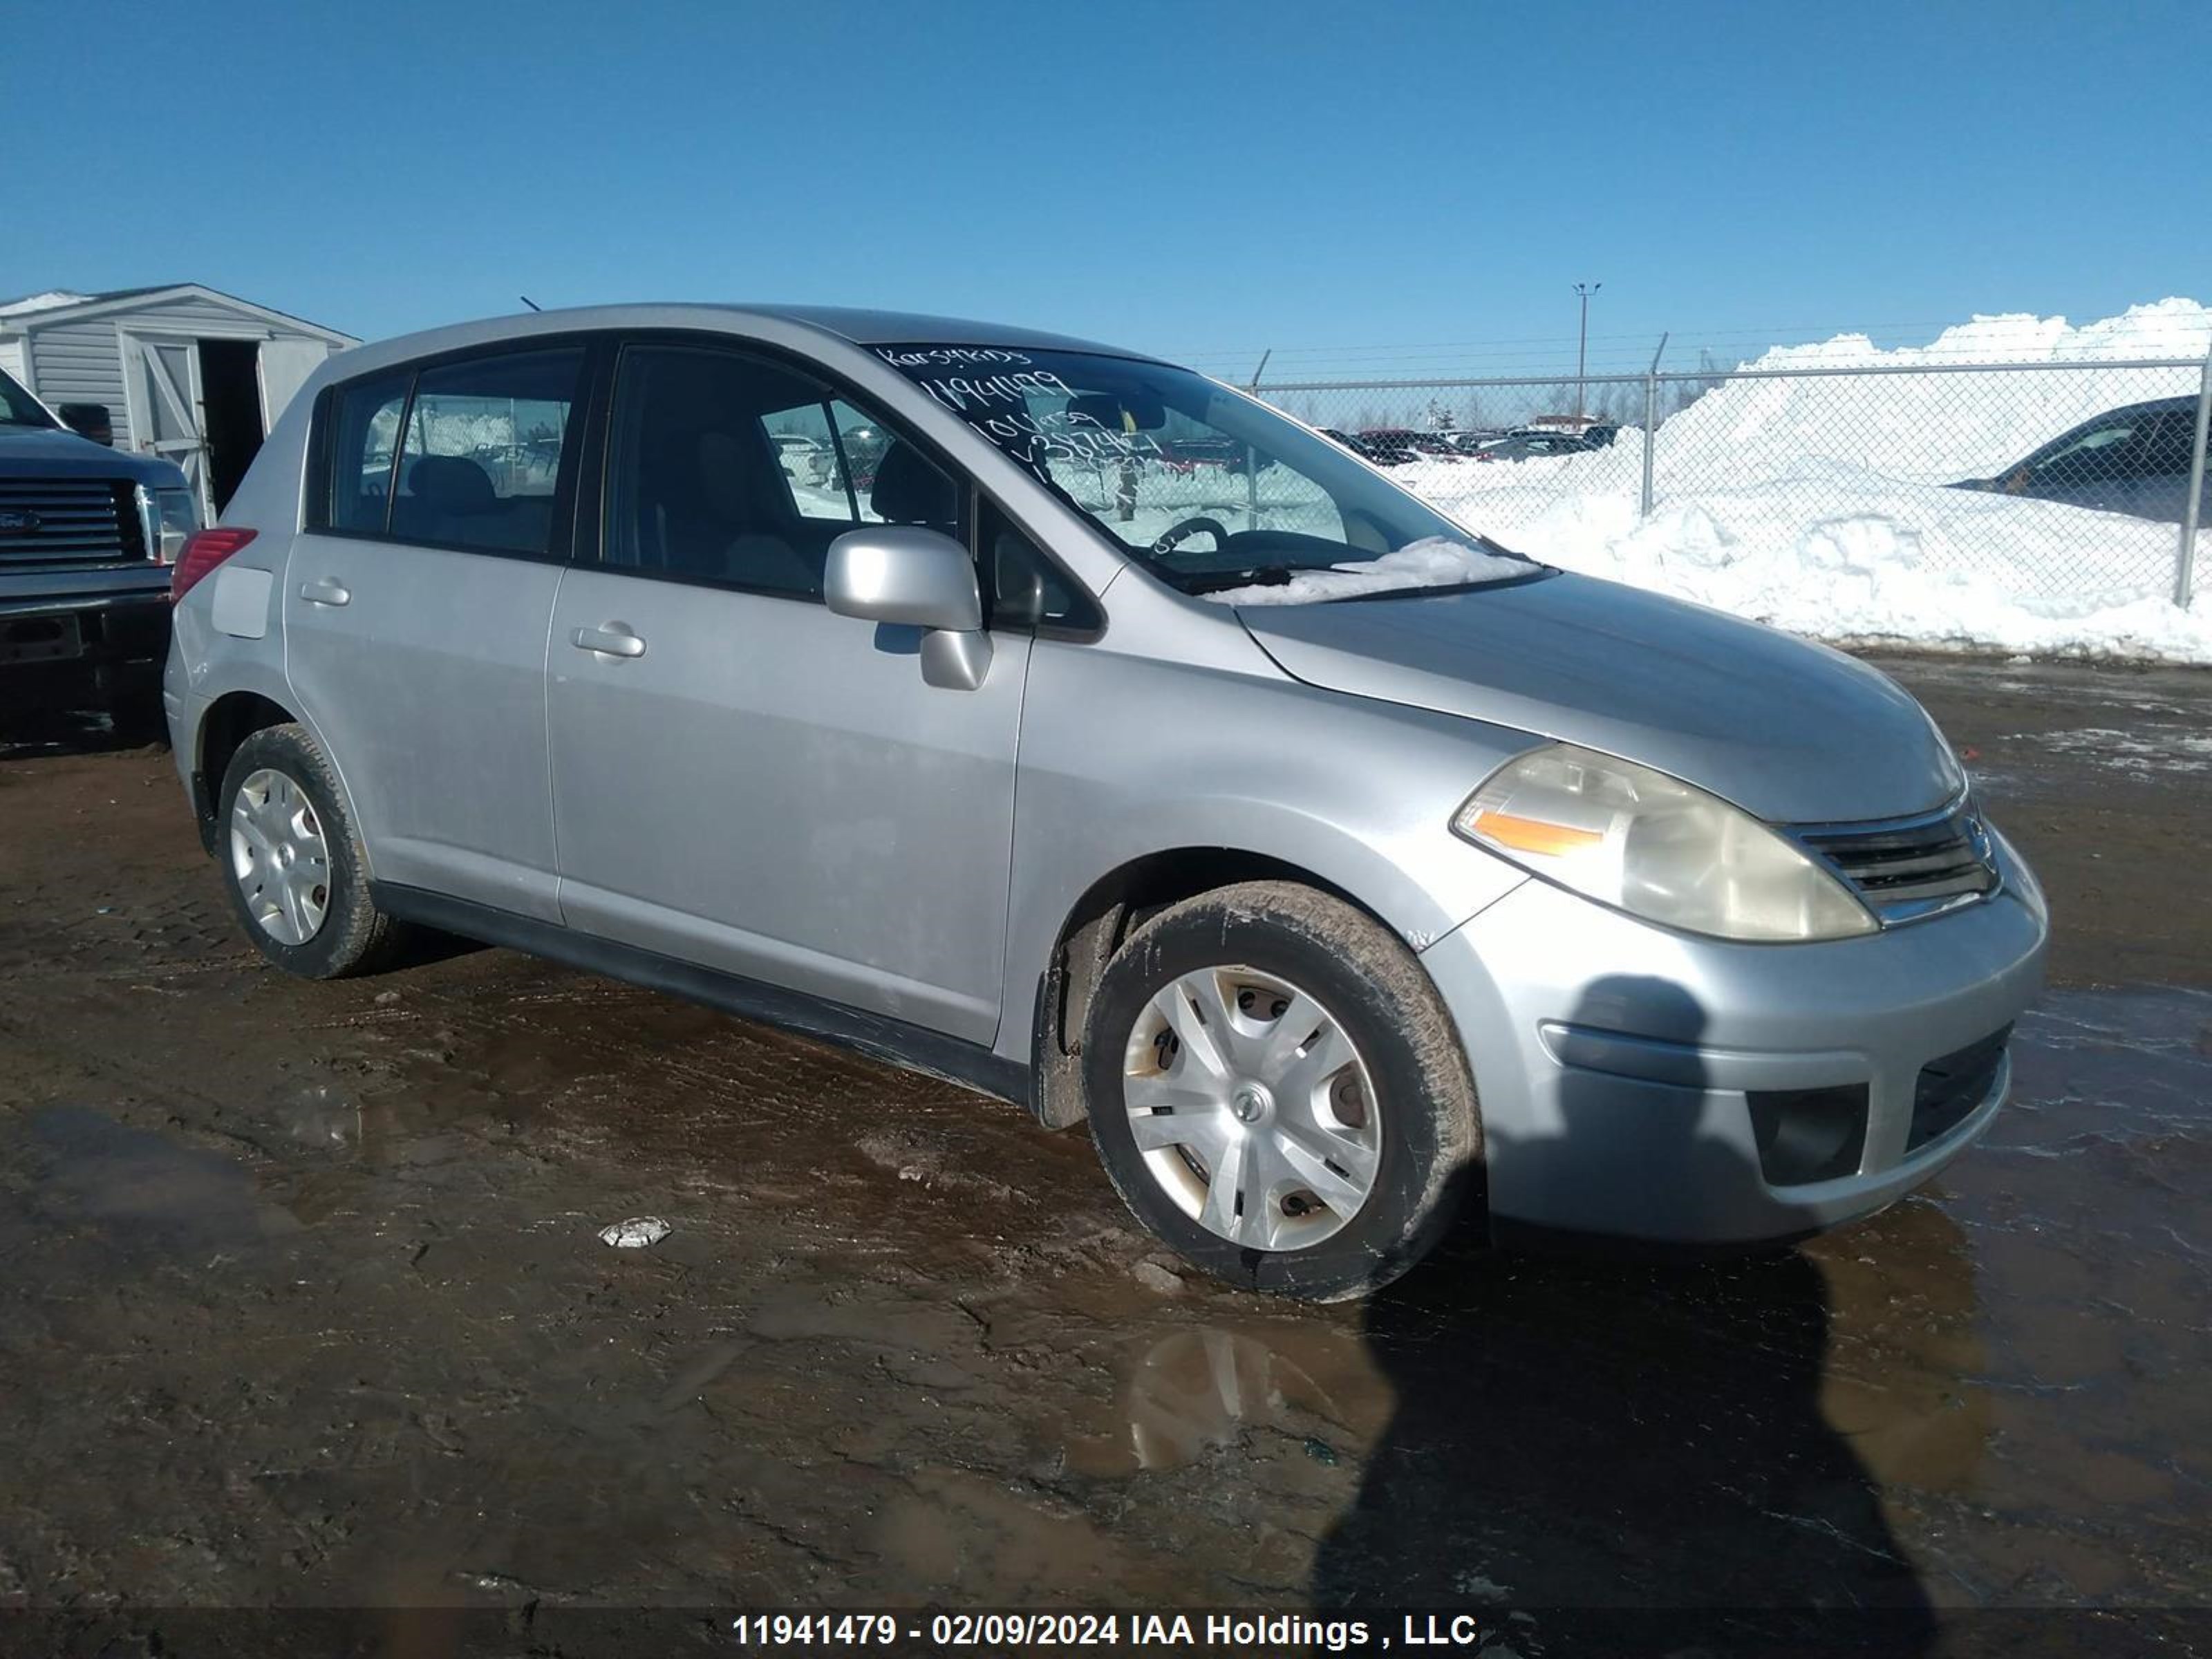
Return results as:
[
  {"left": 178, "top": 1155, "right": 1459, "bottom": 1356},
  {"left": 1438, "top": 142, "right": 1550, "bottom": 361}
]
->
[
  {"left": 570, "top": 622, "right": 646, "bottom": 659},
  {"left": 299, "top": 577, "right": 350, "bottom": 607}
]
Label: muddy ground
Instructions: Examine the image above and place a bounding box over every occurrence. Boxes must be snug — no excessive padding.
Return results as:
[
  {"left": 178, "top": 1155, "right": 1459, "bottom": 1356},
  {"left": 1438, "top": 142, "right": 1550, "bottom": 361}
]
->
[{"left": 0, "top": 654, "right": 2206, "bottom": 1654}]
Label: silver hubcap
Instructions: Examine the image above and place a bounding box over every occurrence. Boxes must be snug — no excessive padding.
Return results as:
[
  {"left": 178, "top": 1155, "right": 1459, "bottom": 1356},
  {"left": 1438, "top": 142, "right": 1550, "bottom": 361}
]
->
[
  {"left": 1121, "top": 966, "right": 1381, "bottom": 1252},
  {"left": 229, "top": 768, "right": 330, "bottom": 946}
]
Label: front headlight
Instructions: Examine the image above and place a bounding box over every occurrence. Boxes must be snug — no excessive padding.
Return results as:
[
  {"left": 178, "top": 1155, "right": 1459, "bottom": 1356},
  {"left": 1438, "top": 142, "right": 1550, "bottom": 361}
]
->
[
  {"left": 1453, "top": 742, "right": 1877, "bottom": 942},
  {"left": 141, "top": 486, "right": 199, "bottom": 564}
]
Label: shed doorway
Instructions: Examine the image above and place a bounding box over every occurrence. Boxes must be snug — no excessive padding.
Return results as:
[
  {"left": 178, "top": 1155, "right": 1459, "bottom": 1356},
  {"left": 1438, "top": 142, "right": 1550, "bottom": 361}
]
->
[{"left": 196, "top": 337, "right": 264, "bottom": 512}]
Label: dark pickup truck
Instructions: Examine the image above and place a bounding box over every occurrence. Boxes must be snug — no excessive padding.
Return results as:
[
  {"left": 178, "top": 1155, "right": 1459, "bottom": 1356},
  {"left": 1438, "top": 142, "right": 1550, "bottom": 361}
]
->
[{"left": 1, "top": 366, "right": 196, "bottom": 739}]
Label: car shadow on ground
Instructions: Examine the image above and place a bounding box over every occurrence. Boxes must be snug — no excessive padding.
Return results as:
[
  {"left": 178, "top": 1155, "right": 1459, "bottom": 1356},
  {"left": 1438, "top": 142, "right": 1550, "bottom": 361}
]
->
[{"left": 1313, "top": 976, "right": 1936, "bottom": 1654}]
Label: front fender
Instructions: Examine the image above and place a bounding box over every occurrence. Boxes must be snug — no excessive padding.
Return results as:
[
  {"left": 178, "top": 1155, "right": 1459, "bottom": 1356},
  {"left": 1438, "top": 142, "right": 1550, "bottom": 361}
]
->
[{"left": 994, "top": 646, "right": 1534, "bottom": 1065}]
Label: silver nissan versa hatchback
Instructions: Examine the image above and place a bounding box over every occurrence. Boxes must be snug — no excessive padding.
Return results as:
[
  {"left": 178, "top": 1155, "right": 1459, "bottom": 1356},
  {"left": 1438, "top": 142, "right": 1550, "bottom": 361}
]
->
[{"left": 165, "top": 306, "right": 2048, "bottom": 1300}]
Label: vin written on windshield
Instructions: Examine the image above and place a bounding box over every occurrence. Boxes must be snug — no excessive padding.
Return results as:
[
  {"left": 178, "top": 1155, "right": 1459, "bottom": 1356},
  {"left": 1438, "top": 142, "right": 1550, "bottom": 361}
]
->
[
  {"left": 874, "top": 342, "right": 1535, "bottom": 602},
  {"left": 878, "top": 351, "right": 1160, "bottom": 474}
]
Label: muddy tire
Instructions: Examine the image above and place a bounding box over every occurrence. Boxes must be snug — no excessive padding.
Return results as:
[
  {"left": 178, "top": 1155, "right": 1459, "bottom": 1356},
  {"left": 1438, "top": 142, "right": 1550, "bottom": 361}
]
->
[
  {"left": 216, "top": 722, "right": 407, "bottom": 979},
  {"left": 1082, "top": 881, "right": 1481, "bottom": 1302}
]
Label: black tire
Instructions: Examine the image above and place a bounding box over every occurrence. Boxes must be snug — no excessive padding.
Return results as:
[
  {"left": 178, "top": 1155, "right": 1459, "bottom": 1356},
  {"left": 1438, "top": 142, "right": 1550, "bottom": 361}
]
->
[
  {"left": 215, "top": 722, "right": 408, "bottom": 980},
  {"left": 1081, "top": 881, "right": 1481, "bottom": 1302}
]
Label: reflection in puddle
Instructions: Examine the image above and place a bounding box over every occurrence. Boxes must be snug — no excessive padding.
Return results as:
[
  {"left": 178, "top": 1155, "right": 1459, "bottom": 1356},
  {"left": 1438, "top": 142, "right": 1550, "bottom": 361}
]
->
[
  {"left": 1116, "top": 1325, "right": 1371, "bottom": 1472},
  {"left": 1813, "top": 1196, "right": 1991, "bottom": 1497},
  {"left": 281, "top": 1083, "right": 361, "bottom": 1151},
  {"left": 1056, "top": 1318, "right": 1388, "bottom": 1479}
]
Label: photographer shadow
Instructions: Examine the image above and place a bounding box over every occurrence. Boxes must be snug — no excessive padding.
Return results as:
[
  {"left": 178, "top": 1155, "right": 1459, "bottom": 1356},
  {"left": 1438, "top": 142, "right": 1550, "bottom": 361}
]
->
[{"left": 1313, "top": 975, "right": 1936, "bottom": 1653}]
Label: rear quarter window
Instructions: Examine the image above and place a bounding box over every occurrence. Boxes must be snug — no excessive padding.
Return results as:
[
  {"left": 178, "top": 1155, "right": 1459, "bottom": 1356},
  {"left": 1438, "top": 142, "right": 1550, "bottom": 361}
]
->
[{"left": 321, "top": 369, "right": 413, "bottom": 532}]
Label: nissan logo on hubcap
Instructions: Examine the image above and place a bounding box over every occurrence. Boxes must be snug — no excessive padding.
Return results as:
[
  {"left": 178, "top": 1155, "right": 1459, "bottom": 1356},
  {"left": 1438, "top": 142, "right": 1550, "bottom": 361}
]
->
[{"left": 0, "top": 509, "right": 41, "bottom": 533}]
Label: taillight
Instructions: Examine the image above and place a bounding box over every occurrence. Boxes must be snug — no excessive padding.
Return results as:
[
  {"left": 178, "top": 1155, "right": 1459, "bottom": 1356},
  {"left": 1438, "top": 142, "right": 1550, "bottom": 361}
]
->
[{"left": 169, "top": 527, "right": 258, "bottom": 603}]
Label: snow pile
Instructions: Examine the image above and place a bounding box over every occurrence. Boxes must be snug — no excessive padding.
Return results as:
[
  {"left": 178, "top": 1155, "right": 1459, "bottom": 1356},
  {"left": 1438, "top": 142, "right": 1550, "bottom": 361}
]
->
[
  {"left": 1652, "top": 302, "right": 2208, "bottom": 485},
  {"left": 1502, "top": 488, "right": 2212, "bottom": 662},
  {"left": 1396, "top": 301, "right": 2212, "bottom": 661},
  {"left": 1208, "top": 537, "right": 1528, "bottom": 606}
]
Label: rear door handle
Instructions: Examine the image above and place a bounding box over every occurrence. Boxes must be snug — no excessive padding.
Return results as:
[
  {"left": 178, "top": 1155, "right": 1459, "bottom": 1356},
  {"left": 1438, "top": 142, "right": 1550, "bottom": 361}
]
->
[
  {"left": 299, "top": 577, "right": 350, "bottom": 607},
  {"left": 570, "top": 622, "right": 646, "bottom": 659}
]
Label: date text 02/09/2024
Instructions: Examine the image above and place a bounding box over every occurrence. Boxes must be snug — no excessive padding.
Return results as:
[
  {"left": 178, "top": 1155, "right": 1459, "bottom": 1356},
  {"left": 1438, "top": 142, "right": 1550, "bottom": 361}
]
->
[{"left": 727, "top": 1612, "right": 1489, "bottom": 1650}]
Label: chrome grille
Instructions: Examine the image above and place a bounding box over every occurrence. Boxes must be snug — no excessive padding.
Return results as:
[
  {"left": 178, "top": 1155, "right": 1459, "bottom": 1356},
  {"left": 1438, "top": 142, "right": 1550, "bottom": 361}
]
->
[
  {"left": 0, "top": 478, "right": 142, "bottom": 566},
  {"left": 1793, "top": 798, "right": 1998, "bottom": 924}
]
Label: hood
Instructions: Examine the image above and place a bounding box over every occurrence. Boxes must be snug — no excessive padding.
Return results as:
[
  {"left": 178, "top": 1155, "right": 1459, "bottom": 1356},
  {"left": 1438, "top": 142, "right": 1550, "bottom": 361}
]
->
[
  {"left": 1236, "top": 573, "right": 1959, "bottom": 824},
  {"left": 0, "top": 425, "right": 188, "bottom": 487}
]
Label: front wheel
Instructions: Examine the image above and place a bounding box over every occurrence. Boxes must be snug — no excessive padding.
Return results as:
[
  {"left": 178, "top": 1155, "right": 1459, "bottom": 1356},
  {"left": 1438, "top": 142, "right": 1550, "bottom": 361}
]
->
[{"left": 1081, "top": 881, "right": 1481, "bottom": 1301}]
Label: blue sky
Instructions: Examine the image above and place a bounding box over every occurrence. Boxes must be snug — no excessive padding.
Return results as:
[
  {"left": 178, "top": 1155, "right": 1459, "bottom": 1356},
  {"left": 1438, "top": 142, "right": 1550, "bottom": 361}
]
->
[{"left": 8, "top": 0, "right": 2205, "bottom": 375}]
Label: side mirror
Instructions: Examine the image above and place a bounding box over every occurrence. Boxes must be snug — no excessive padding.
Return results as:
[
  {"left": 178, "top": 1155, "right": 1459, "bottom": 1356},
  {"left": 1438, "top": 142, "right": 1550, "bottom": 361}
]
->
[
  {"left": 825, "top": 525, "right": 993, "bottom": 691},
  {"left": 59, "top": 402, "right": 113, "bottom": 446}
]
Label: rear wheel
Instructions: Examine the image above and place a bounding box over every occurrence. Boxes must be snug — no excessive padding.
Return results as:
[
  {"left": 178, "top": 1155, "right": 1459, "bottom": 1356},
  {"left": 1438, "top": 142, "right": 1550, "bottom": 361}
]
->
[
  {"left": 1082, "top": 881, "right": 1481, "bottom": 1301},
  {"left": 216, "top": 723, "right": 406, "bottom": 978}
]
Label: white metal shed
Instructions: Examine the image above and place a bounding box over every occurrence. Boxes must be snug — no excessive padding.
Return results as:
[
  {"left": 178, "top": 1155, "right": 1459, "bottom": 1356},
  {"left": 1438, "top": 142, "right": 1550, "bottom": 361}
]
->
[{"left": 0, "top": 283, "right": 357, "bottom": 519}]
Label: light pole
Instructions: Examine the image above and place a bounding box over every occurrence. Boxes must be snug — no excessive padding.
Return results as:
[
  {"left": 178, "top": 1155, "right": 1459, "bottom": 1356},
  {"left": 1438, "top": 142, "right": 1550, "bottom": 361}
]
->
[{"left": 1573, "top": 281, "right": 1601, "bottom": 421}]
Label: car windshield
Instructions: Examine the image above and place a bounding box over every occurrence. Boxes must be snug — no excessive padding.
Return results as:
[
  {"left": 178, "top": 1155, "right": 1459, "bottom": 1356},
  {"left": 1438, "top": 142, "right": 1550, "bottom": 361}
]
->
[
  {"left": 873, "top": 344, "right": 1537, "bottom": 601},
  {"left": 0, "top": 368, "right": 57, "bottom": 429}
]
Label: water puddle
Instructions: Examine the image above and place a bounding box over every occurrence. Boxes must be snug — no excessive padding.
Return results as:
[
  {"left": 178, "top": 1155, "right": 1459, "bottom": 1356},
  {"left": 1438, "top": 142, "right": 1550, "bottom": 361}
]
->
[
  {"left": 1063, "top": 1320, "right": 1387, "bottom": 1477},
  {"left": 6, "top": 1105, "right": 297, "bottom": 1257}
]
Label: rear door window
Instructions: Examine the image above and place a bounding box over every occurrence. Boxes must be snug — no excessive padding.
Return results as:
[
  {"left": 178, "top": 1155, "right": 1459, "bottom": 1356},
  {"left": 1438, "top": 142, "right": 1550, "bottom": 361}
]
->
[{"left": 388, "top": 347, "right": 586, "bottom": 556}]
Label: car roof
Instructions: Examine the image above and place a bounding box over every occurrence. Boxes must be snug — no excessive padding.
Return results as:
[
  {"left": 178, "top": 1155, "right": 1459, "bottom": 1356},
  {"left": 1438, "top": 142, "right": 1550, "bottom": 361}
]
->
[
  {"left": 769, "top": 305, "right": 1154, "bottom": 357},
  {"left": 2056, "top": 395, "right": 2199, "bottom": 427},
  {"left": 339, "top": 303, "right": 1168, "bottom": 371}
]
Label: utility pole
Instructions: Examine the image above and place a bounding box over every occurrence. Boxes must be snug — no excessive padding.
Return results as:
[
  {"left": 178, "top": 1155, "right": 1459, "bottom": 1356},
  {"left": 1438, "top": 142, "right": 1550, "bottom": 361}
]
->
[{"left": 1573, "top": 281, "right": 1601, "bottom": 421}]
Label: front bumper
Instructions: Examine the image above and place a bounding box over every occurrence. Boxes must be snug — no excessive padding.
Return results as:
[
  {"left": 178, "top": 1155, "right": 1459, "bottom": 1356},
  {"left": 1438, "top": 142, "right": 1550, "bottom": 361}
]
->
[
  {"left": 1421, "top": 829, "right": 2048, "bottom": 1246},
  {"left": 0, "top": 574, "right": 172, "bottom": 711}
]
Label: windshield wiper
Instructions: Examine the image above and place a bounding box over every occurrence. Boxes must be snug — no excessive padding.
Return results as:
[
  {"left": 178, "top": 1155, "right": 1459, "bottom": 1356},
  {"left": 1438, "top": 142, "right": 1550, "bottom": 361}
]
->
[
  {"left": 1331, "top": 567, "right": 1556, "bottom": 604},
  {"left": 1169, "top": 565, "right": 1309, "bottom": 596}
]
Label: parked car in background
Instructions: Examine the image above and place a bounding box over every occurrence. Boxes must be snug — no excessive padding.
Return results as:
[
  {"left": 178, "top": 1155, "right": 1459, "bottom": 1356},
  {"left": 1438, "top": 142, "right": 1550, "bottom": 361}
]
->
[
  {"left": 1154, "top": 435, "right": 1249, "bottom": 475},
  {"left": 773, "top": 431, "right": 832, "bottom": 486},
  {"left": 1346, "top": 429, "right": 1418, "bottom": 465},
  {"left": 1470, "top": 431, "right": 1594, "bottom": 462},
  {"left": 1953, "top": 396, "right": 2210, "bottom": 524},
  {"left": 1353, "top": 428, "right": 1463, "bottom": 466},
  {"left": 1, "top": 364, "right": 195, "bottom": 738},
  {"left": 166, "top": 303, "right": 2046, "bottom": 1301},
  {"left": 1443, "top": 428, "right": 1508, "bottom": 454}
]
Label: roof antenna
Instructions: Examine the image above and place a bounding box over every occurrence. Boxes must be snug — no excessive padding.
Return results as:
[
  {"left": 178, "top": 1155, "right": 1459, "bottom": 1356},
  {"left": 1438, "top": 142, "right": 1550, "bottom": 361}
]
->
[{"left": 519, "top": 294, "right": 542, "bottom": 312}]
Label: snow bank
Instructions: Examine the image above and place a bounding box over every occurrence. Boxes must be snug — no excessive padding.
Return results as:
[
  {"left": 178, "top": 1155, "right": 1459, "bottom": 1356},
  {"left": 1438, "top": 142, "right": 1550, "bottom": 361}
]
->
[
  {"left": 1502, "top": 488, "right": 2212, "bottom": 662},
  {"left": 1208, "top": 537, "right": 1527, "bottom": 606},
  {"left": 1394, "top": 300, "right": 2212, "bottom": 661}
]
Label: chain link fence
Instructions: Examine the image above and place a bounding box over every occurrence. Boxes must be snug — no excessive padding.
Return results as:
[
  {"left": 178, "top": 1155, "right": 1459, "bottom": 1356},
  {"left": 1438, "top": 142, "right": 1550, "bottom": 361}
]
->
[{"left": 1251, "top": 356, "right": 2211, "bottom": 608}]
